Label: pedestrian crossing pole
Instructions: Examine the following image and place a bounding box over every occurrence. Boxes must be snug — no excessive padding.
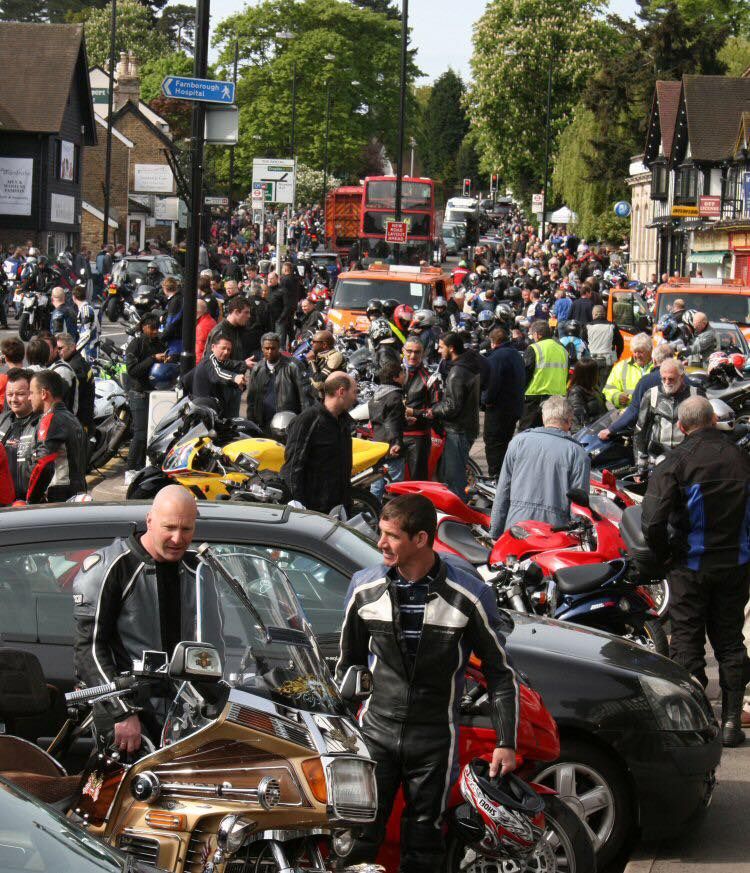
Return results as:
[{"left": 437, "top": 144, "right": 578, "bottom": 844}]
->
[{"left": 181, "top": 0, "right": 210, "bottom": 377}]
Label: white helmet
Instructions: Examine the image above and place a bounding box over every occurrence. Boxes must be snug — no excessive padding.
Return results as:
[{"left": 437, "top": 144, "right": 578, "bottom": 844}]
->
[{"left": 709, "top": 398, "right": 735, "bottom": 431}]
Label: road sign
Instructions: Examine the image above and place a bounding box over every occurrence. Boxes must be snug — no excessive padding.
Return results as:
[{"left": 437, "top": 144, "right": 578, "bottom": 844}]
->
[
  {"left": 252, "top": 158, "right": 296, "bottom": 205},
  {"left": 205, "top": 106, "right": 239, "bottom": 145},
  {"left": 161, "top": 75, "right": 235, "bottom": 104},
  {"left": 671, "top": 205, "right": 699, "bottom": 218},
  {"left": 205, "top": 196, "right": 229, "bottom": 207},
  {"left": 614, "top": 200, "right": 631, "bottom": 218},
  {"left": 698, "top": 195, "right": 721, "bottom": 218},
  {"left": 385, "top": 220, "right": 408, "bottom": 244},
  {"left": 531, "top": 193, "right": 544, "bottom": 214},
  {"left": 252, "top": 181, "right": 273, "bottom": 203}
]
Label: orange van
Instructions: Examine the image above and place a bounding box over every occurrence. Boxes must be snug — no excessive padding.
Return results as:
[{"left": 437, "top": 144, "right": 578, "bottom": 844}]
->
[
  {"left": 606, "top": 288, "right": 653, "bottom": 359},
  {"left": 653, "top": 277, "right": 750, "bottom": 344},
  {"left": 327, "top": 263, "right": 453, "bottom": 335}
]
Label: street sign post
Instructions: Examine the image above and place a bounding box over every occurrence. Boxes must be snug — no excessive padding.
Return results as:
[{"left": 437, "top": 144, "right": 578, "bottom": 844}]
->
[
  {"left": 252, "top": 158, "right": 296, "bottom": 205},
  {"left": 531, "top": 193, "right": 544, "bottom": 214},
  {"left": 205, "top": 196, "right": 229, "bottom": 207},
  {"left": 162, "top": 75, "right": 235, "bottom": 104},
  {"left": 385, "top": 220, "right": 408, "bottom": 244}
]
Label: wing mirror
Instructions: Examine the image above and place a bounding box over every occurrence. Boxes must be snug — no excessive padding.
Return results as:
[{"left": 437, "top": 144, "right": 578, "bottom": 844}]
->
[
  {"left": 168, "top": 641, "right": 222, "bottom": 680},
  {"left": 339, "top": 665, "right": 373, "bottom": 702}
]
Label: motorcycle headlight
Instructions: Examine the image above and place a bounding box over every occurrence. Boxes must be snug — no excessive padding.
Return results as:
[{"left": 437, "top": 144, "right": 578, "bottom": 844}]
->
[
  {"left": 640, "top": 675, "right": 712, "bottom": 731},
  {"left": 326, "top": 757, "right": 377, "bottom": 822}
]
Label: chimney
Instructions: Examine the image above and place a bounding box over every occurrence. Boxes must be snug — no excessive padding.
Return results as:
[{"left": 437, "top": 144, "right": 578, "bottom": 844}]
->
[{"left": 114, "top": 50, "right": 141, "bottom": 111}]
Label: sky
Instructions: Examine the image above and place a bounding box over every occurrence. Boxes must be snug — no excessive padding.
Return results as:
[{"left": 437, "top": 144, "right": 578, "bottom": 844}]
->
[{"left": 195, "top": 0, "right": 641, "bottom": 83}]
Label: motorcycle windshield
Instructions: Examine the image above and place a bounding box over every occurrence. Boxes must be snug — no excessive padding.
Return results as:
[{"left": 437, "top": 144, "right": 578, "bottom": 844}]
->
[
  {"left": 574, "top": 409, "right": 622, "bottom": 446},
  {"left": 197, "top": 549, "right": 347, "bottom": 717}
]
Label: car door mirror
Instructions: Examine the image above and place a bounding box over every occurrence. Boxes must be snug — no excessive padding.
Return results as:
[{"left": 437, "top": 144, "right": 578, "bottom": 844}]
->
[
  {"left": 567, "top": 488, "right": 589, "bottom": 508},
  {"left": 339, "top": 665, "right": 373, "bottom": 702}
]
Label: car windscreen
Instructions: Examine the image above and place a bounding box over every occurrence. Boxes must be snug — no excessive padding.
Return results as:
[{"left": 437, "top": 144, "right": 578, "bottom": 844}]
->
[
  {"left": 332, "top": 278, "right": 428, "bottom": 309},
  {"left": 657, "top": 292, "right": 750, "bottom": 325},
  {"left": 124, "top": 260, "right": 149, "bottom": 282},
  {"left": 312, "top": 255, "right": 340, "bottom": 267}
]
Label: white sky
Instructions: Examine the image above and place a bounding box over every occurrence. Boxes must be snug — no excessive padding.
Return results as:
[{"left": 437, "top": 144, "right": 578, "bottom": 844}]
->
[{"left": 184, "top": 0, "right": 640, "bottom": 83}]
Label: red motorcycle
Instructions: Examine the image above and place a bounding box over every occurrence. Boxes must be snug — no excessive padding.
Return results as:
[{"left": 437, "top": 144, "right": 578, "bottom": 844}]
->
[{"left": 377, "top": 664, "right": 596, "bottom": 872}]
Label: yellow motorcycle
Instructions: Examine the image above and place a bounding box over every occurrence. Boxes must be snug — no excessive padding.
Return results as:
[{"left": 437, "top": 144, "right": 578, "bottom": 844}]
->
[{"left": 127, "top": 419, "right": 389, "bottom": 520}]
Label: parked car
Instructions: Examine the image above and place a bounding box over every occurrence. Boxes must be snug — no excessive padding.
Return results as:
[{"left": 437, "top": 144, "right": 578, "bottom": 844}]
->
[
  {"left": 113, "top": 254, "right": 182, "bottom": 285},
  {"left": 0, "top": 502, "right": 721, "bottom": 869},
  {"left": 0, "top": 776, "right": 165, "bottom": 872}
]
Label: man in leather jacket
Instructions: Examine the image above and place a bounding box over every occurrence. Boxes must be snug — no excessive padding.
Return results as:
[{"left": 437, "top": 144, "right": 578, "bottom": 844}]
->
[
  {"left": 0, "top": 368, "right": 39, "bottom": 499},
  {"left": 26, "top": 369, "right": 87, "bottom": 502},
  {"left": 402, "top": 339, "right": 439, "bottom": 480},
  {"left": 307, "top": 330, "right": 345, "bottom": 396},
  {"left": 73, "top": 486, "right": 222, "bottom": 752},
  {"left": 688, "top": 311, "right": 718, "bottom": 367},
  {"left": 337, "top": 494, "right": 518, "bottom": 872},
  {"left": 246, "top": 333, "right": 313, "bottom": 429}
]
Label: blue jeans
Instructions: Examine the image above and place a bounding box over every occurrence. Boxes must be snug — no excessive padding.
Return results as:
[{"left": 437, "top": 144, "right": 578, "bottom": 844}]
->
[
  {"left": 443, "top": 431, "right": 474, "bottom": 501},
  {"left": 371, "top": 455, "right": 404, "bottom": 501}
]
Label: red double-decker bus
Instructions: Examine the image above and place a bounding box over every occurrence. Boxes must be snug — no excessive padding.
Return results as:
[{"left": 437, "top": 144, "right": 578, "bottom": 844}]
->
[{"left": 359, "top": 176, "right": 439, "bottom": 264}]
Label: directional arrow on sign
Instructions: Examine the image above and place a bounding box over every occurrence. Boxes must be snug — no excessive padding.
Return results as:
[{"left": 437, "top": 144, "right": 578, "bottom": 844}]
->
[{"left": 162, "top": 75, "right": 235, "bottom": 104}]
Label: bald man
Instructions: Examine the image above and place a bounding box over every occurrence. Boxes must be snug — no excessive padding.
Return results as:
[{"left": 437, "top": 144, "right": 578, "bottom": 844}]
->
[{"left": 73, "top": 485, "right": 222, "bottom": 754}]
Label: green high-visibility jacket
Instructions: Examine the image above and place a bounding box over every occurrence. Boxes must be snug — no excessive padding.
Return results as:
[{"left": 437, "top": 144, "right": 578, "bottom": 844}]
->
[{"left": 525, "top": 338, "right": 569, "bottom": 397}]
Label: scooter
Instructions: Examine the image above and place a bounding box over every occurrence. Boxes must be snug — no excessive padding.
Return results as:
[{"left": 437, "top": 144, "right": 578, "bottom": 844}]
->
[{"left": 0, "top": 550, "right": 380, "bottom": 873}]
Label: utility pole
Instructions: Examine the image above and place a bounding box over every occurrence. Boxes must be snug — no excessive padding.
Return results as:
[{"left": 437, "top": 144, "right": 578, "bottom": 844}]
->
[
  {"left": 102, "top": 0, "right": 117, "bottom": 247},
  {"left": 393, "top": 0, "right": 408, "bottom": 265},
  {"left": 321, "top": 79, "right": 332, "bottom": 218},
  {"left": 226, "top": 38, "right": 238, "bottom": 233},
  {"left": 181, "top": 0, "right": 210, "bottom": 377},
  {"left": 540, "top": 51, "right": 553, "bottom": 244}
]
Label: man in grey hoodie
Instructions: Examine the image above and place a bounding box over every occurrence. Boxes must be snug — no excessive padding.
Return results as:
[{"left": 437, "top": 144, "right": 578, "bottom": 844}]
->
[{"left": 490, "top": 396, "right": 590, "bottom": 537}]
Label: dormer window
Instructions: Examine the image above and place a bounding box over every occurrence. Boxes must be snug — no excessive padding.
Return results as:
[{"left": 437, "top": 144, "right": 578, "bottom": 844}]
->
[
  {"left": 674, "top": 164, "right": 698, "bottom": 204},
  {"left": 651, "top": 160, "right": 668, "bottom": 200}
]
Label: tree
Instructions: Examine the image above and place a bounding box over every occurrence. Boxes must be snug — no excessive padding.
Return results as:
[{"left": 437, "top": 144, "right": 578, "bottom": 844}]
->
[
  {"left": 719, "top": 34, "right": 750, "bottom": 76},
  {"left": 82, "top": 0, "right": 170, "bottom": 68},
  {"left": 212, "top": 0, "right": 420, "bottom": 194},
  {"left": 455, "top": 135, "right": 480, "bottom": 194},
  {"left": 0, "top": 0, "right": 47, "bottom": 21},
  {"left": 157, "top": 3, "right": 195, "bottom": 52},
  {"left": 418, "top": 70, "right": 469, "bottom": 194},
  {"left": 294, "top": 163, "right": 341, "bottom": 208},
  {"left": 467, "top": 0, "right": 607, "bottom": 204},
  {"left": 350, "top": 0, "right": 400, "bottom": 18}
]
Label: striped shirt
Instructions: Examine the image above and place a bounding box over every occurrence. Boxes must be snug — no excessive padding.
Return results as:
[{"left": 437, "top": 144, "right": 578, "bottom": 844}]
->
[{"left": 391, "top": 557, "right": 440, "bottom": 663}]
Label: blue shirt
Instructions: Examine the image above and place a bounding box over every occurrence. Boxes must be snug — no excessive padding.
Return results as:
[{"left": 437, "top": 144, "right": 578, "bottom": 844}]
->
[{"left": 610, "top": 370, "right": 698, "bottom": 435}]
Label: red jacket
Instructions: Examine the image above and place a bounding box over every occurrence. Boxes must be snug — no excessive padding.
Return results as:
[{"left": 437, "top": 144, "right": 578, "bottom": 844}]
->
[{"left": 195, "top": 312, "right": 217, "bottom": 363}]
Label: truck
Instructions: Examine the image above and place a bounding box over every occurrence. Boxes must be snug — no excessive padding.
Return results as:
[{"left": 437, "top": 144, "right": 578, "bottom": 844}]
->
[{"left": 325, "top": 185, "right": 363, "bottom": 258}]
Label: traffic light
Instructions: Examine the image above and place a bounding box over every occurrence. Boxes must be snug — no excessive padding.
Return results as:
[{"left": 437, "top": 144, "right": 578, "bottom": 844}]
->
[
  {"left": 462, "top": 178, "right": 471, "bottom": 197},
  {"left": 490, "top": 173, "right": 499, "bottom": 193}
]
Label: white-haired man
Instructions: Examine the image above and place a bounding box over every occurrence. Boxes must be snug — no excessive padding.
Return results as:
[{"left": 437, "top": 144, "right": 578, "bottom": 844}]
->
[{"left": 603, "top": 332, "right": 653, "bottom": 409}]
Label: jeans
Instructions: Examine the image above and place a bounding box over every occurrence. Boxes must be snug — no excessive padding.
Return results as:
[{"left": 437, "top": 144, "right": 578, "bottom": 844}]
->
[
  {"left": 126, "top": 390, "right": 148, "bottom": 471},
  {"left": 443, "top": 430, "right": 474, "bottom": 500},
  {"left": 371, "top": 455, "right": 404, "bottom": 501}
]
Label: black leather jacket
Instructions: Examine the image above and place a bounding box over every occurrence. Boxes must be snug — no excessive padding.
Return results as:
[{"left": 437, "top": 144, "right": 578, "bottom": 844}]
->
[
  {"left": 336, "top": 555, "right": 518, "bottom": 747},
  {"left": 0, "top": 409, "right": 39, "bottom": 499},
  {"left": 26, "top": 401, "right": 86, "bottom": 502},
  {"left": 369, "top": 383, "right": 405, "bottom": 448},
  {"left": 72, "top": 535, "right": 222, "bottom": 733},
  {"left": 403, "top": 365, "right": 439, "bottom": 435},
  {"left": 432, "top": 353, "right": 480, "bottom": 438},
  {"left": 246, "top": 357, "right": 313, "bottom": 427}
]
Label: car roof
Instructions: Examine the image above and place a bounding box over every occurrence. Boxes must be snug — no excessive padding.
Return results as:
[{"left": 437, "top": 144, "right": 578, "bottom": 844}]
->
[{"left": 657, "top": 284, "right": 750, "bottom": 295}]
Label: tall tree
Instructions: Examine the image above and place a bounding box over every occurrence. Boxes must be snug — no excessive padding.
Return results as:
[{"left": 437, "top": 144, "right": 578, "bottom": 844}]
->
[
  {"left": 467, "top": 0, "right": 607, "bottom": 203},
  {"left": 212, "top": 0, "right": 421, "bottom": 193},
  {"left": 0, "top": 0, "right": 47, "bottom": 21},
  {"left": 82, "top": 0, "right": 170, "bottom": 68},
  {"left": 350, "top": 0, "right": 400, "bottom": 19},
  {"left": 418, "top": 70, "right": 468, "bottom": 193},
  {"left": 157, "top": 3, "right": 195, "bottom": 52}
]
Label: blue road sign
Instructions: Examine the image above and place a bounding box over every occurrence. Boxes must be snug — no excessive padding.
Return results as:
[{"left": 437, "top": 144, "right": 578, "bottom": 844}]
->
[{"left": 162, "top": 76, "right": 235, "bottom": 104}]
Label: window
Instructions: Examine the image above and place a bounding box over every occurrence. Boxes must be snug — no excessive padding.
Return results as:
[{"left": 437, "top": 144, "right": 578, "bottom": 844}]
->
[
  {"left": 674, "top": 165, "right": 698, "bottom": 204},
  {"left": 650, "top": 162, "right": 668, "bottom": 200}
]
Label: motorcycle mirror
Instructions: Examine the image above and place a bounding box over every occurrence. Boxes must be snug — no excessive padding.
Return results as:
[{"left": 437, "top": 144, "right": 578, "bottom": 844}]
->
[
  {"left": 338, "top": 665, "right": 373, "bottom": 702},
  {"left": 132, "top": 649, "right": 169, "bottom": 676},
  {"left": 567, "top": 487, "right": 589, "bottom": 508},
  {"left": 168, "top": 641, "right": 222, "bottom": 680}
]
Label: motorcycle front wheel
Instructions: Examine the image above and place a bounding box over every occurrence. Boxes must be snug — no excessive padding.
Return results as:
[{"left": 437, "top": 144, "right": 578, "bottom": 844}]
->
[
  {"left": 105, "top": 296, "right": 122, "bottom": 322},
  {"left": 18, "top": 312, "right": 32, "bottom": 341},
  {"left": 446, "top": 794, "right": 597, "bottom": 872}
]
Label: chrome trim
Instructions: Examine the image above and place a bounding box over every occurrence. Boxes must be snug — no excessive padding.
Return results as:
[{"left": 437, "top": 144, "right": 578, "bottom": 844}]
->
[{"left": 244, "top": 828, "right": 329, "bottom": 844}]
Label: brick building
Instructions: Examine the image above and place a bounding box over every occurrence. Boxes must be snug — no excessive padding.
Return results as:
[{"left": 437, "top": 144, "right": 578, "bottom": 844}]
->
[
  {"left": 0, "top": 23, "right": 97, "bottom": 253},
  {"left": 81, "top": 114, "right": 133, "bottom": 252}
]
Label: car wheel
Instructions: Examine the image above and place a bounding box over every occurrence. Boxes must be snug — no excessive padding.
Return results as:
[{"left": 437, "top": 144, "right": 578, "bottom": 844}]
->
[
  {"left": 532, "top": 738, "right": 632, "bottom": 870},
  {"left": 447, "top": 793, "right": 596, "bottom": 872}
]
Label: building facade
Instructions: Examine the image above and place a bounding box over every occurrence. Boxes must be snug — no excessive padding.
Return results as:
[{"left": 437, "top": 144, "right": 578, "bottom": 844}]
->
[{"left": 626, "top": 158, "right": 657, "bottom": 282}]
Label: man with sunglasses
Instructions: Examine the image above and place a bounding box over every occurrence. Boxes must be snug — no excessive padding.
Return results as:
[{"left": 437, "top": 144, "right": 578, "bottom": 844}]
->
[{"left": 402, "top": 339, "right": 439, "bottom": 481}]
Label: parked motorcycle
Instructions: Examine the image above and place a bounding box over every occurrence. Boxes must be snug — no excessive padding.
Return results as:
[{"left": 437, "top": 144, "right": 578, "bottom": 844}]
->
[{"left": 88, "top": 377, "right": 132, "bottom": 471}]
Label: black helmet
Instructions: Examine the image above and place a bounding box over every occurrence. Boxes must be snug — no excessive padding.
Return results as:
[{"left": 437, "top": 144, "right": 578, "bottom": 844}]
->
[
  {"left": 382, "top": 298, "right": 400, "bottom": 320},
  {"left": 494, "top": 303, "right": 514, "bottom": 326},
  {"left": 366, "top": 298, "right": 383, "bottom": 319},
  {"left": 558, "top": 319, "right": 582, "bottom": 338}
]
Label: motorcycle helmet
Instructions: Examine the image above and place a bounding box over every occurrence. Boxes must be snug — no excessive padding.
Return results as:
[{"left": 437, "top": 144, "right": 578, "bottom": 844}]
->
[
  {"left": 681, "top": 309, "right": 698, "bottom": 332},
  {"left": 393, "top": 303, "right": 414, "bottom": 333},
  {"left": 467, "top": 272, "right": 480, "bottom": 286},
  {"left": 558, "top": 319, "right": 582, "bottom": 338},
  {"left": 27, "top": 247, "right": 40, "bottom": 258},
  {"left": 433, "top": 296, "right": 447, "bottom": 313},
  {"left": 709, "top": 398, "right": 735, "bottom": 431},
  {"left": 57, "top": 251, "right": 73, "bottom": 270},
  {"left": 478, "top": 309, "right": 495, "bottom": 329},
  {"left": 369, "top": 317, "right": 393, "bottom": 345},
  {"left": 381, "top": 298, "right": 400, "bottom": 321},
  {"left": 458, "top": 259, "right": 468, "bottom": 268},
  {"left": 494, "top": 303, "right": 514, "bottom": 326},
  {"left": 230, "top": 254, "right": 239, "bottom": 264},
  {"left": 493, "top": 268, "right": 503, "bottom": 280},
  {"left": 270, "top": 410, "right": 297, "bottom": 442},
  {"left": 411, "top": 309, "right": 435, "bottom": 330},
  {"left": 147, "top": 263, "right": 161, "bottom": 280},
  {"left": 366, "top": 298, "right": 383, "bottom": 319},
  {"left": 458, "top": 758, "right": 545, "bottom": 859},
  {"left": 657, "top": 316, "right": 682, "bottom": 343}
]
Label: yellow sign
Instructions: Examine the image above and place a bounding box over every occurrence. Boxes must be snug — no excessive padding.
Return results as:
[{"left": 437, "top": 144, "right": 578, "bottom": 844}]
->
[{"left": 671, "top": 205, "right": 699, "bottom": 218}]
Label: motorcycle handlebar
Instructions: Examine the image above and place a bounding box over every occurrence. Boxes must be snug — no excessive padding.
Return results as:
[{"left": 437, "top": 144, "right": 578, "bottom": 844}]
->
[{"left": 65, "top": 674, "right": 135, "bottom": 705}]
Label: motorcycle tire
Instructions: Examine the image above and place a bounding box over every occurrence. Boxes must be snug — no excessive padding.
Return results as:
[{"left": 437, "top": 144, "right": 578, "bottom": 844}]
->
[
  {"left": 627, "top": 615, "right": 669, "bottom": 656},
  {"left": 105, "top": 297, "right": 122, "bottom": 323},
  {"left": 18, "top": 312, "right": 32, "bottom": 342},
  {"left": 446, "top": 793, "right": 597, "bottom": 873},
  {"left": 126, "top": 469, "right": 171, "bottom": 500},
  {"left": 350, "top": 486, "right": 381, "bottom": 527}
]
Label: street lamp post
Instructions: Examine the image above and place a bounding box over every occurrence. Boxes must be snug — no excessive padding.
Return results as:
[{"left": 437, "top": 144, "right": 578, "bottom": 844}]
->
[
  {"left": 226, "top": 38, "right": 239, "bottom": 235},
  {"left": 275, "top": 31, "right": 297, "bottom": 157},
  {"left": 102, "top": 0, "right": 116, "bottom": 246},
  {"left": 321, "top": 54, "right": 335, "bottom": 219},
  {"left": 540, "top": 51, "right": 553, "bottom": 243},
  {"left": 394, "top": 0, "right": 409, "bottom": 265}
]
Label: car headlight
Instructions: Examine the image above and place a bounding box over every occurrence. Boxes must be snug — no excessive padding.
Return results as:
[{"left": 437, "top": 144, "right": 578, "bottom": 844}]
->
[
  {"left": 640, "top": 674, "right": 712, "bottom": 731},
  {"left": 326, "top": 757, "right": 377, "bottom": 821}
]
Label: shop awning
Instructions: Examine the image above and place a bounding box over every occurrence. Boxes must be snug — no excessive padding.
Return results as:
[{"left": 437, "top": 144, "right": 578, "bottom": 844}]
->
[{"left": 689, "top": 250, "right": 730, "bottom": 264}]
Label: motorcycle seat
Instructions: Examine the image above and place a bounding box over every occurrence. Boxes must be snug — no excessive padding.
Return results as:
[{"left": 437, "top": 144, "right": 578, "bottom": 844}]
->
[
  {"left": 554, "top": 563, "right": 613, "bottom": 595},
  {"left": 438, "top": 520, "right": 490, "bottom": 566}
]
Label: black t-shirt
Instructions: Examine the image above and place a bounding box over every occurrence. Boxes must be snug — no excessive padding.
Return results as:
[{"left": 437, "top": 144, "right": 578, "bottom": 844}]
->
[{"left": 155, "top": 561, "right": 182, "bottom": 657}]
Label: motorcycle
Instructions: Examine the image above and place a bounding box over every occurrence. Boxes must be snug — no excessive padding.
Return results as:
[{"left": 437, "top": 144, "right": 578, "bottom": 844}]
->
[
  {"left": 88, "top": 377, "right": 132, "bottom": 471},
  {"left": 0, "top": 550, "right": 380, "bottom": 873},
  {"left": 104, "top": 261, "right": 136, "bottom": 322}
]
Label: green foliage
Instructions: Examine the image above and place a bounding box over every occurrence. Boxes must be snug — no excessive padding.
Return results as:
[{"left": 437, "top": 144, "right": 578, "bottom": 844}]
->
[
  {"left": 417, "top": 70, "right": 469, "bottom": 194},
  {"left": 456, "top": 135, "right": 480, "bottom": 192},
  {"left": 719, "top": 34, "right": 750, "bottom": 76},
  {"left": 157, "top": 3, "right": 195, "bottom": 52},
  {"left": 0, "top": 0, "right": 48, "bottom": 21},
  {"left": 83, "top": 0, "right": 170, "bottom": 68},
  {"left": 294, "top": 163, "right": 342, "bottom": 208},
  {"left": 139, "top": 51, "right": 194, "bottom": 103},
  {"left": 349, "top": 0, "right": 400, "bottom": 18},
  {"left": 212, "top": 0, "right": 420, "bottom": 195},
  {"left": 467, "top": 0, "right": 607, "bottom": 202}
]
